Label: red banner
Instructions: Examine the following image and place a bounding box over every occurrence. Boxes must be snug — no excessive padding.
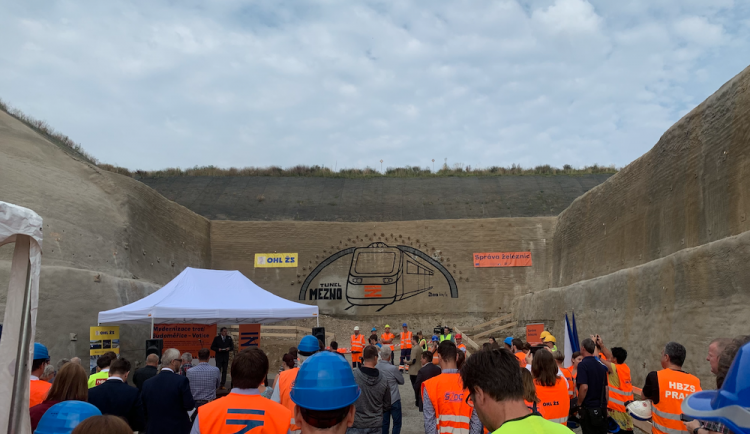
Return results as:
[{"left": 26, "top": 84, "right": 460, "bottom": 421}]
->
[
  {"left": 153, "top": 324, "right": 217, "bottom": 359},
  {"left": 526, "top": 323, "right": 545, "bottom": 344},
  {"left": 473, "top": 252, "right": 532, "bottom": 267},
  {"left": 239, "top": 324, "right": 261, "bottom": 350}
]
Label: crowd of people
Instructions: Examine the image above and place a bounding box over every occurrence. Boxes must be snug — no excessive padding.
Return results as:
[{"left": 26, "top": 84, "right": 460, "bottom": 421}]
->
[{"left": 25, "top": 325, "right": 750, "bottom": 434}]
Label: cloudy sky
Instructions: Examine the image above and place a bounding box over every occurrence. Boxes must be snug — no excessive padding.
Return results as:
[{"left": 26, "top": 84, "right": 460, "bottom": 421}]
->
[{"left": 1, "top": 0, "right": 748, "bottom": 171}]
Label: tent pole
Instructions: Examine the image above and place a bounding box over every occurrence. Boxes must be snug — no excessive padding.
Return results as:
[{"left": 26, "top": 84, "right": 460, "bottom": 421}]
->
[
  {"left": 151, "top": 315, "right": 154, "bottom": 339},
  {"left": 316, "top": 315, "right": 319, "bottom": 327},
  {"left": 9, "top": 247, "right": 32, "bottom": 434}
]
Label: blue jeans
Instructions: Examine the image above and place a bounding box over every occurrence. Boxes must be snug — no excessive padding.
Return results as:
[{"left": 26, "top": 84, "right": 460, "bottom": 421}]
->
[
  {"left": 382, "top": 400, "right": 402, "bottom": 434},
  {"left": 347, "top": 428, "right": 380, "bottom": 434}
]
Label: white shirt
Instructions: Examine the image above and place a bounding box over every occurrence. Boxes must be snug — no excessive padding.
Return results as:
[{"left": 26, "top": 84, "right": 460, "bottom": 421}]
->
[
  {"left": 162, "top": 368, "right": 174, "bottom": 373},
  {"left": 107, "top": 377, "right": 124, "bottom": 382},
  {"left": 30, "top": 375, "right": 40, "bottom": 381}
]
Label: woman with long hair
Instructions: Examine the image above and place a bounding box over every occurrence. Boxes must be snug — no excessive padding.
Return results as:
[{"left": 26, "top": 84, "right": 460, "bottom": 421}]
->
[
  {"left": 264, "top": 353, "right": 297, "bottom": 399},
  {"left": 30, "top": 362, "right": 88, "bottom": 430},
  {"left": 570, "top": 351, "right": 583, "bottom": 380},
  {"left": 531, "top": 350, "right": 570, "bottom": 425},
  {"left": 520, "top": 368, "right": 541, "bottom": 414}
]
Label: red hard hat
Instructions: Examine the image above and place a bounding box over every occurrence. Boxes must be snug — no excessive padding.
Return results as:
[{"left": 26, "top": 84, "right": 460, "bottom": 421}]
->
[{"left": 456, "top": 334, "right": 462, "bottom": 339}]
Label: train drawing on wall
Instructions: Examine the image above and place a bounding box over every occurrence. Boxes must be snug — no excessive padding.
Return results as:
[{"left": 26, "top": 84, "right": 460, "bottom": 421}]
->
[{"left": 299, "top": 242, "right": 458, "bottom": 311}]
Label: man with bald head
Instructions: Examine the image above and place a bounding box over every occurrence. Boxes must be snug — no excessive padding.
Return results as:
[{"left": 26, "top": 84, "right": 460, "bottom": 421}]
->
[{"left": 134, "top": 353, "right": 160, "bottom": 391}]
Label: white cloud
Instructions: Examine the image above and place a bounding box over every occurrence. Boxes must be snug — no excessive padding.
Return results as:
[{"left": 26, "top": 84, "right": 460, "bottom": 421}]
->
[{"left": 0, "top": 0, "right": 747, "bottom": 171}]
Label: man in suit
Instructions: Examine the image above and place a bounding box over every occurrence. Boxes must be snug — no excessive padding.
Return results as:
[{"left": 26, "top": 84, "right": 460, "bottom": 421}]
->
[
  {"left": 414, "top": 350, "right": 441, "bottom": 412},
  {"left": 133, "top": 353, "right": 159, "bottom": 391},
  {"left": 210, "top": 327, "right": 233, "bottom": 388},
  {"left": 142, "top": 348, "right": 196, "bottom": 434},
  {"left": 88, "top": 358, "right": 145, "bottom": 431}
]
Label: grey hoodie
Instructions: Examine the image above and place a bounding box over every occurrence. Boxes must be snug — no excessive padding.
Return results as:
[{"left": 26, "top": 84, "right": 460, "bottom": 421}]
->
[{"left": 352, "top": 366, "right": 392, "bottom": 428}]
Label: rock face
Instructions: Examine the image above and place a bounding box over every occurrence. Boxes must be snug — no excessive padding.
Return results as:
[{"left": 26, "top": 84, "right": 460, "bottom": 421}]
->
[
  {"left": 0, "top": 109, "right": 211, "bottom": 363},
  {"left": 514, "top": 64, "right": 750, "bottom": 387},
  {"left": 2, "top": 64, "right": 749, "bottom": 390},
  {"left": 140, "top": 174, "right": 611, "bottom": 221}
]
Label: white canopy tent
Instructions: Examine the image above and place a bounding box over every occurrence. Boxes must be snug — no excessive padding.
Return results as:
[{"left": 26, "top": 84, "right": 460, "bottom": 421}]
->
[
  {"left": 0, "top": 201, "right": 43, "bottom": 434},
  {"left": 98, "top": 267, "right": 319, "bottom": 331}
]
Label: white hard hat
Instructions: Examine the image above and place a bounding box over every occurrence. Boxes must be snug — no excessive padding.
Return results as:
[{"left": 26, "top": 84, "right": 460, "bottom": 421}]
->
[
  {"left": 354, "top": 326, "right": 360, "bottom": 331},
  {"left": 626, "top": 400, "right": 652, "bottom": 421}
]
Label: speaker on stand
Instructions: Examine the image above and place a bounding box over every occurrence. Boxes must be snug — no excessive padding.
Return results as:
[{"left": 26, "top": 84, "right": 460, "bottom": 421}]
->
[
  {"left": 146, "top": 339, "right": 163, "bottom": 363},
  {"left": 312, "top": 327, "right": 325, "bottom": 349}
]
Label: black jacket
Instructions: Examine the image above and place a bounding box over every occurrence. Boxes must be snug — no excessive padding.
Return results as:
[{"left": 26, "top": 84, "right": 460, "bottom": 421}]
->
[
  {"left": 88, "top": 378, "right": 145, "bottom": 431},
  {"left": 141, "top": 370, "right": 195, "bottom": 434},
  {"left": 210, "top": 335, "right": 234, "bottom": 360},
  {"left": 414, "top": 363, "right": 442, "bottom": 411},
  {"left": 133, "top": 365, "right": 158, "bottom": 391}
]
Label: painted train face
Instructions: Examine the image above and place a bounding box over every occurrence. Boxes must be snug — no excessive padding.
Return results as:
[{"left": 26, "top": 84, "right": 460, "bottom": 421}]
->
[{"left": 346, "top": 243, "right": 435, "bottom": 308}]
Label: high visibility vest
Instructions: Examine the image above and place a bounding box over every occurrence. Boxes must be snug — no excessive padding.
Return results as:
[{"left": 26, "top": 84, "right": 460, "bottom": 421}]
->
[
  {"left": 652, "top": 369, "right": 701, "bottom": 434},
  {"left": 422, "top": 373, "right": 473, "bottom": 434},
  {"left": 381, "top": 333, "right": 395, "bottom": 351},
  {"left": 198, "top": 392, "right": 291, "bottom": 434},
  {"left": 432, "top": 351, "right": 440, "bottom": 365},
  {"left": 607, "top": 363, "right": 633, "bottom": 412},
  {"left": 420, "top": 339, "right": 428, "bottom": 351},
  {"left": 277, "top": 367, "right": 300, "bottom": 431},
  {"left": 534, "top": 377, "right": 570, "bottom": 425},
  {"left": 401, "top": 331, "right": 413, "bottom": 349},
  {"left": 29, "top": 380, "right": 51, "bottom": 408},
  {"left": 351, "top": 334, "right": 365, "bottom": 363},
  {"left": 87, "top": 370, "right": 109, "bottom": 388},
  {"left": 560, "top": 367, "right": 575, "bottom": 398},
  {"left": 514, "top": 352, "right": 526, "bottom": 368},
  {"left": 458, "top": 344, "right": 467, "bottom": 353},
  {"left": 440, "top": 334, "right": 453, "bottom": 342}
]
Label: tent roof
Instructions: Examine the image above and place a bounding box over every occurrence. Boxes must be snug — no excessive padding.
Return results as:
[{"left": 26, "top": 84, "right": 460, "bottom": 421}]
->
[{"left": 98, "top": 267, "right": 318, "bottom": 325}]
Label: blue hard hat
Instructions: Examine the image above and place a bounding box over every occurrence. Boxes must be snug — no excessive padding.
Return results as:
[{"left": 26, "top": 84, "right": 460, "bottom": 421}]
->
[
  {"left": 298, "top": 335, "right": 320, "bottom": 356},
  {"left": 371, "top": 327, "right": 377, "bottom": 331},
  {"left": 291, "top": 351, "right": 361, "bottom": 411},
  {"left": 504, "top": 337, "right": 513, "bottom": 346},
  {"left": 35, "top": 400, "right": 101, "bottom": 434},
  {"left": 431, "top": 336, "right": 439, "bottom": 342},
  {"left": 402, "top": 323, "right": 407, "bottom": 327},
  {"left": 567, "top": 420, "right": 580, "bottom": 429},
  {"left": 682, "top": 341, "right": 750, "bottom": 434},
  {"left": 33, "top": 343, "right": 50, "bottom": 360},
  {"left": 607, "top": 417, "right": 620, "bottom": 433}
]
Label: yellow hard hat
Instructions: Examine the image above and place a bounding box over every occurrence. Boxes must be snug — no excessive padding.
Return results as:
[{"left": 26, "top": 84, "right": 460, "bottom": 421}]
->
[
  {"left": 544, "top": 335, "right": 556, "bottom": 343},
  {"left": 385, "top": 325, "right": 391, "bottom": 328},
  {"left": 540, "top": 331, "right": 551, "bottom": 338}
]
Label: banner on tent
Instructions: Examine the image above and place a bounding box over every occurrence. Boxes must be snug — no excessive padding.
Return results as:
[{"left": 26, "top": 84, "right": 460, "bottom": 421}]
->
[
  {"left": 255, "top": 253, "right": 299, "bottom": 268},
  {"left": 238, "top": 324, "right": 261, "bottom": 350},
  {"left": 473, "top": 252, "right": 532, "bottom": 267},
  {"left": 525, "top": 323, "right": 545, "bottom": 344},
  {"left": 90, "top": 326, "right": 119, "bottom": 372},
  {"left": 153, "top": 324, "right": 217, "bottom": 359}
]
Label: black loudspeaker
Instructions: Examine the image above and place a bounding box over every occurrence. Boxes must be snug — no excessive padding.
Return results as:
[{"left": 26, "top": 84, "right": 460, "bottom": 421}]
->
[
  {"left": 146, "top": 339, "right": 163, "bottom": 362},
  {"left": 312, "top": 327, "right": 325, "bottom": 348}
]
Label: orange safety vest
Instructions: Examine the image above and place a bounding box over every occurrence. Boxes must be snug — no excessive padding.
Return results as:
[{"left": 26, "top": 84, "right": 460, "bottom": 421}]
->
[
  {"left": 458, "top": 344, "right": 467, "bottom": 353},
  {"left": 29, "top": 380, "right": 51, "bottom": 408},
  {"left": 422, "top": 373, "right": 473, "bottom": 434},
  {"left": 560, "top": 367, "right": 575, "bottom": 398},
  {"left": 351, "top": 334, "right": 365, "bottom": 362},
  {"left": 515, "top": 352, "right": 526, "bottom": 368},
  {"left": 607, "top": 363, "right": 633, "bottom": 413},
  {"left": 381, "top": 333, "right": 395, "bottom": 351},
  {"left": 432, "top": 351, "right": 440, "bottom": 365},
  {"left": 401, "top": 331, "right": 413, "bottom": 349},
  {"left": 534, "top": 377, "right": 570, "bottom": 425},
  {"left": 652, "top": 369, "right": 701, "bottom": 434},
  {"left": 198, "top": 392, "right": 291, "bottom": 434},
  {"left": 277, "top": 368, "right": 300, "bottom": 431}
]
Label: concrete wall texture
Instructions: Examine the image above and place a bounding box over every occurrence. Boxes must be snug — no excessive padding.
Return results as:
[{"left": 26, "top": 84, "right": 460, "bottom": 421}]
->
[{"left": 1, "top": 64, "right": 749, "bottom": 389}]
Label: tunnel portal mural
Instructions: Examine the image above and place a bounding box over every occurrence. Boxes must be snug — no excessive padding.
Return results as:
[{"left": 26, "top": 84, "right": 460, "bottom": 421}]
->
[{"left": 299, "top": 242, "right": 458, "bottom": 311}]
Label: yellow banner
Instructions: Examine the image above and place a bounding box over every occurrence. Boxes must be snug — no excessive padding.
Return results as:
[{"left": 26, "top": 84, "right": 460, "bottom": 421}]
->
[
  {"left": 255, "top": 253, "right": 298, "bottom": 268},
  {"left": 90, "top": 326, "right": 120, "bottom": 371}
]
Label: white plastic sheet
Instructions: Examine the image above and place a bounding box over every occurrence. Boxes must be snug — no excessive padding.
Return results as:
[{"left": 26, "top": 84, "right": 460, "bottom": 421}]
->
[
  {"left": 98, "top": 267, "right": 319, "bottom": 325},
  {"left": 0, "top": 201, "right": 44, "bottom": 434}
]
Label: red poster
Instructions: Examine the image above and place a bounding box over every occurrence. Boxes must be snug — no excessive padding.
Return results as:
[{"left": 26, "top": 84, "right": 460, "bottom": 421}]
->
[
  {"left": 152, "top": 324, "right": 217, "bottom": 359},
  {"left": 473, "top": 252, "right": 532, "bottom": 267},
  {"left": 526, "top": 324, "right": 545, "bottom": 344},
  {"left": 239, "top": 324, "right": 261, "bottom": 350}
]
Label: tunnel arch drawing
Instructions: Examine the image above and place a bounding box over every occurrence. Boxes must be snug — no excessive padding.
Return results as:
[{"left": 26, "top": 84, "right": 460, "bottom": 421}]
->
[{"left": 299, "top": 242, "right": 458, "bottom": 311}]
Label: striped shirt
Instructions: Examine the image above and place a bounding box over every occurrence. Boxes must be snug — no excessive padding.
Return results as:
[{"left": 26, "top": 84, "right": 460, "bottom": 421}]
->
[{"left": 186, "top": 362, "right": 220, "bottom": 402}]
